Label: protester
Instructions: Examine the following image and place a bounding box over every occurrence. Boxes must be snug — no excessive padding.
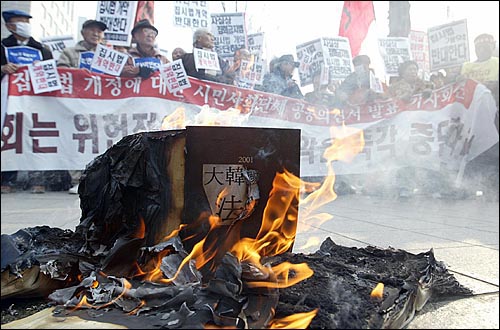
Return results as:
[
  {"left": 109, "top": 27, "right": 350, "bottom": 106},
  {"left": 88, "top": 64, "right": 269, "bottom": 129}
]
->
[
  {"left": 460, "top": 33, "right": 499, "bottom": 201},
  {"left": 259, "top": 54, "right": 304, "bottom": 99},
  {"left": 461, "top": 33, "right": 499, "bottom": 108},
  {"left": 121, "top": 19, "right": 169, "bottom": 78},
  {"left": 429, "top": 71, "right": 446, "bottom": 89},
  {"left": 258, "top": 56, "right": 279, "bottom": 91},
  {"left": 387, "top": 60, "right": 433, "bottom": 103},
  {"left": 181, "top": 28, "right": 230, "bottom": 83},
  {"left": 1, "top": 9, "right": 54, "bottom": 194},
  {"left": 335, "top": 55, "right": 384, "bottom": 107},
  {"left": 223, "top": 47, "right": 253, "bottom": 87},
  {"left": 304, "top": 67, "right": 336, "bottom": 106},
  {"left": 171, "top": 47, "right": 186, "bottom": 61},
  {"left": 57, "top": 19, "right": 107, "bottom": 69},
  {"left": 56, "top": 19, "right": 107, "bottom": 194}
]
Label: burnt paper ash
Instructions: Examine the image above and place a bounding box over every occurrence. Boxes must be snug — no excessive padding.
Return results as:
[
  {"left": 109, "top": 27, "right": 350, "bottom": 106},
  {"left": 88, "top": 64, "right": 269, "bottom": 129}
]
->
[{"left": 271, "top": 238, "right": 473, "bottom": 329}]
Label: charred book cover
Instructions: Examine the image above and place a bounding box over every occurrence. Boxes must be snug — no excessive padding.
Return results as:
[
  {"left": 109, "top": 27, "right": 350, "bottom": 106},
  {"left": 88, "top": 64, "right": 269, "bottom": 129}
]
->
[{"left": 181, "top": 126, "right": 301, "bottom": 256}]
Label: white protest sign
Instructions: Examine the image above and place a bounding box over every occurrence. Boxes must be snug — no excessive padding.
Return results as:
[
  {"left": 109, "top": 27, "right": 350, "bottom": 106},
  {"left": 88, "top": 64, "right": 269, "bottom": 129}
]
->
[
  {"left": 160, "top": 59, "right": 191, "bottom": 93},
  {"left": 296, "top": 37, "right": 353, "bottom": 87},
  {"left": 378, "top": 37, "right": 412, "bottom": 76},
  {"left": 173, "top": 1, "right": 209, "bottom": 29},
  {"left": 428, "top": 19, "right": 469, "bottom": 71},
  {"left": 28, "top": 59, "right": 62, "bottom": 94},
  {"left": 96, "top": 1, "right": 137, "bottom": 46},
  {"left": 237, "top": 59, "right": 265, "bottom": 87},
  {"left": 90, "top": 44, "right": 128, "bottom": 76},
  {"left": 247, "top": 32, "right": 265, "bottom": 59},
  {"left": 409, "top": 30, "right": 430, "bottom": 77},
  {"left": 321, "top": 37, "right": 353, "bottom": 80},
  {"left": 211, "top": 12, "right": 247, "bottom": 59},
  {"left": 296, "top": 39, "right": 324, "bottom": 87},
  {"left": 40, "top": 35, "right": 75, "bottom": 61},
  {"left": 193, "top": 48, "right": 221, "bottom": 71}
]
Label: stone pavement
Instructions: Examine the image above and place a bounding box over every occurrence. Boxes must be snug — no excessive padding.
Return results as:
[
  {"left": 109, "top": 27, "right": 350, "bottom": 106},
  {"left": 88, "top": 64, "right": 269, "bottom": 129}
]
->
[{"left": 1, "top": 191, "right": 498, "bottom": 328}]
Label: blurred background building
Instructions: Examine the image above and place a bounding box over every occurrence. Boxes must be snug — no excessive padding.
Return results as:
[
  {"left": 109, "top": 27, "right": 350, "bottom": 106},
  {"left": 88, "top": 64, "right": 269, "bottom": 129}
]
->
[{"left": 1, "top": 1, "right": 78, "bottom": 40}]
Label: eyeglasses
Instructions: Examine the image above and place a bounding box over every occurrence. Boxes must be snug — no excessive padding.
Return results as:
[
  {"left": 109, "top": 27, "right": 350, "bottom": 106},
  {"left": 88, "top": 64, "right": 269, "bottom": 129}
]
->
[{"left": 141, "top": 28, "right": 157, "bottom": 37}]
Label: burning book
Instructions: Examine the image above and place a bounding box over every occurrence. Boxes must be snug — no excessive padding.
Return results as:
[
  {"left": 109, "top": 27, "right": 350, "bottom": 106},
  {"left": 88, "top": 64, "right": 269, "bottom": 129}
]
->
[{"left": 1, "top": 127, "right": 472, "bottom": 329}]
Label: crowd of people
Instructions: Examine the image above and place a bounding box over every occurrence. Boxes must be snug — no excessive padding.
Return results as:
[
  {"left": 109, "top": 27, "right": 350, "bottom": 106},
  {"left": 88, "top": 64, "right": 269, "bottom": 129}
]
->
[{"left": 1, "top": 9, "right": 498, "bottom": 200}]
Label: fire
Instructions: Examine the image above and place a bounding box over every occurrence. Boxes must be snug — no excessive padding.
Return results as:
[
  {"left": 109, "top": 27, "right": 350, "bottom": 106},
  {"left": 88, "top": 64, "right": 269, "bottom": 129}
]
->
[
  {"left": 268, "top": 309, "right": 318, "bottom": 329},
  {"left": 65, "top": 112, "right": 365, "bottom": 329},
  {"left": 161, "top": 106, "right": 186, "bottom": 129},
  {"left": 159, "top": 123, "right": 363, "bottom": 327},
  {"left": 298, "top": 123, "right": 364, "bottom": 252},
  {"left": 70, "top": 276, "right": 133, "bottom": 311},
  {"left": 371, "top": 282, "right": 385, "bottom": 299},
  {"left": 194, "top": 104, "right": 249, "bottom": 126},
  {"left": 244, "top": 261, "right": 313, "bottom": 289}
]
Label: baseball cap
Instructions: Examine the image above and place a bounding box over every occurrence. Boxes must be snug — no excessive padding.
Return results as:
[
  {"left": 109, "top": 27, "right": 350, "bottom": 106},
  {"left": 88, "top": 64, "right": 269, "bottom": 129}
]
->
[
  {"left": 279, "top": 54, "right": 300, "bottom": 67},
  {"left": 2, "top": 9, "right": 32, "bottom": 22},
  {"left": 82, "top": 19, "right": 107, "bottom": 31},
  {"left": 131, "top": 19, "right": 158, "bottom": 36}
]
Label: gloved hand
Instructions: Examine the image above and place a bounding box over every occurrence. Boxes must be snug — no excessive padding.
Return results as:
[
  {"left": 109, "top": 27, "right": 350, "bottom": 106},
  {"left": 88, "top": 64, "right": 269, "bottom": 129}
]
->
[{"left": 138, "top": 66, "right": 156, "bottom": 79}]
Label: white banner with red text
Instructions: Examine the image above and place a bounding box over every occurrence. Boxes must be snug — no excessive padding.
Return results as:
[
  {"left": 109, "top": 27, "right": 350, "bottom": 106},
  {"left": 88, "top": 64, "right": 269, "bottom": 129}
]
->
[{"left": 1, "top": 68, "right": 498, "bottom": 179}]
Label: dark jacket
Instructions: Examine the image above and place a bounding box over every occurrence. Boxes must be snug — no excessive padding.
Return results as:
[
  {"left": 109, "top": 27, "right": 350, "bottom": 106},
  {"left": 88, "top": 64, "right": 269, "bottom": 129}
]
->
[
  {"left": 1, "top": 34, "right": 53, "bottom": 78},
  {"left": 259, "top": 71, "right": 304, "bottom": 99},
  {"left": 181, "top": 52, "right": 230, "bottom": 84}
]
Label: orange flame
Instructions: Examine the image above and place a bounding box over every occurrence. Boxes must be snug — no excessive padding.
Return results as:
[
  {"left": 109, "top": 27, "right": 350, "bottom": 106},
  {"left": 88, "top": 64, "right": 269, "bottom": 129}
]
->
[
  {"left": 371, "top": 282, "right": 384, "bottom": 299},
  {"left": 128, "top": 299, "right": 146, "bottom": 315},
  {"left": 297, "top": 124, "right": 365, "bottom": 253},
  {"left": 161, "top": 107, "right": 186, "bottom": 130},
  {"left": 100, "top": 118, "right": 363, "bottom": 328},
  {"left": 268, "top": 309, "right": 318, "bottom": 329},
  {"left": 245, "top": 262, "right": 313, "bottom": 289},
  {"left": 70, "top": 277, "right": 133, "bottom": 311},
  {"left": 131, "top": 216, "right": 146, "bottom": 239}
]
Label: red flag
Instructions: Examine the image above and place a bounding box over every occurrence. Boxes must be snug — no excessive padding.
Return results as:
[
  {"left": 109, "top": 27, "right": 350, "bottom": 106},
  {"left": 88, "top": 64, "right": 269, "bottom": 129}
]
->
[
  {"left": 135, "top": 1, "right": 155, "bottom": 25},
  {"left": 339, "top": 1, "right": 375, "bottom": 57}
]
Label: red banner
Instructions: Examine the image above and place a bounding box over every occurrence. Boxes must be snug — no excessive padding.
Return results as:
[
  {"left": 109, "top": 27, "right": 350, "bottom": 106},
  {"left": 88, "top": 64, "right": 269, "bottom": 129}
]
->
[
  {"left": 339, "top": 1, "right": 375, "bottom": 57},
  {"left": 6, "top": 68, "right": 476, "bottom": 127},
  {"left": 135, "top": 1, "right": 155, "bottom": 25}
]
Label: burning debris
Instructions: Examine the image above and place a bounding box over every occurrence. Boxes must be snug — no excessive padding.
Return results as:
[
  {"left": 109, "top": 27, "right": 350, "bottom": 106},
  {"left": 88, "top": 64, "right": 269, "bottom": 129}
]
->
[
  {"left": 1, "top": 127, "right": 473, "bottom": 328},
  {"left": 1, "top": 227, "right": 472, "bottom": 329}
]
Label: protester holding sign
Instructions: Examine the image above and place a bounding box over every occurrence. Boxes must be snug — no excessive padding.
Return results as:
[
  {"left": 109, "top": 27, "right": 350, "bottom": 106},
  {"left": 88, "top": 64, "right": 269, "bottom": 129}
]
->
[
  {"left": 1, "top": 10, "right": 53, "bottom": 78},
  {"left": 56, "top": 19, "right": 107, "bottom": 194},
  {"left": 1, "top": 9, "right": 54, "bottom": 194},
  {"left": 223, "top": 47, "right": 252, "bottom": 86},
  {"left": 121, "top": 19, "right": 169, "bottom": 78},
  {"left": 57, "top": 19, "right": 107, "bottom": 71},
  {"left": 181, "top": 28, "right": 230, "bottom": 83}
]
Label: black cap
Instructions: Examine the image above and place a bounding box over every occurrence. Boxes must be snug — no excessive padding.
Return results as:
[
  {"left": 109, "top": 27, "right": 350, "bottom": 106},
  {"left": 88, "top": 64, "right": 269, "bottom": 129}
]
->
[
  {"left": 278, "top": 54, "right": 299, "bottom": 67},
  {"left": 131, "top": 19, "right": 158, "bottom": 36},
  {"left": 82, "top": 19, "right": 107, "bottom": 31},
  {"left": 352, "top": 55, "right": 370, "bottom": 66},
  {"left": 2, "top": 9, "right": 32, "bottom": 22}
]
